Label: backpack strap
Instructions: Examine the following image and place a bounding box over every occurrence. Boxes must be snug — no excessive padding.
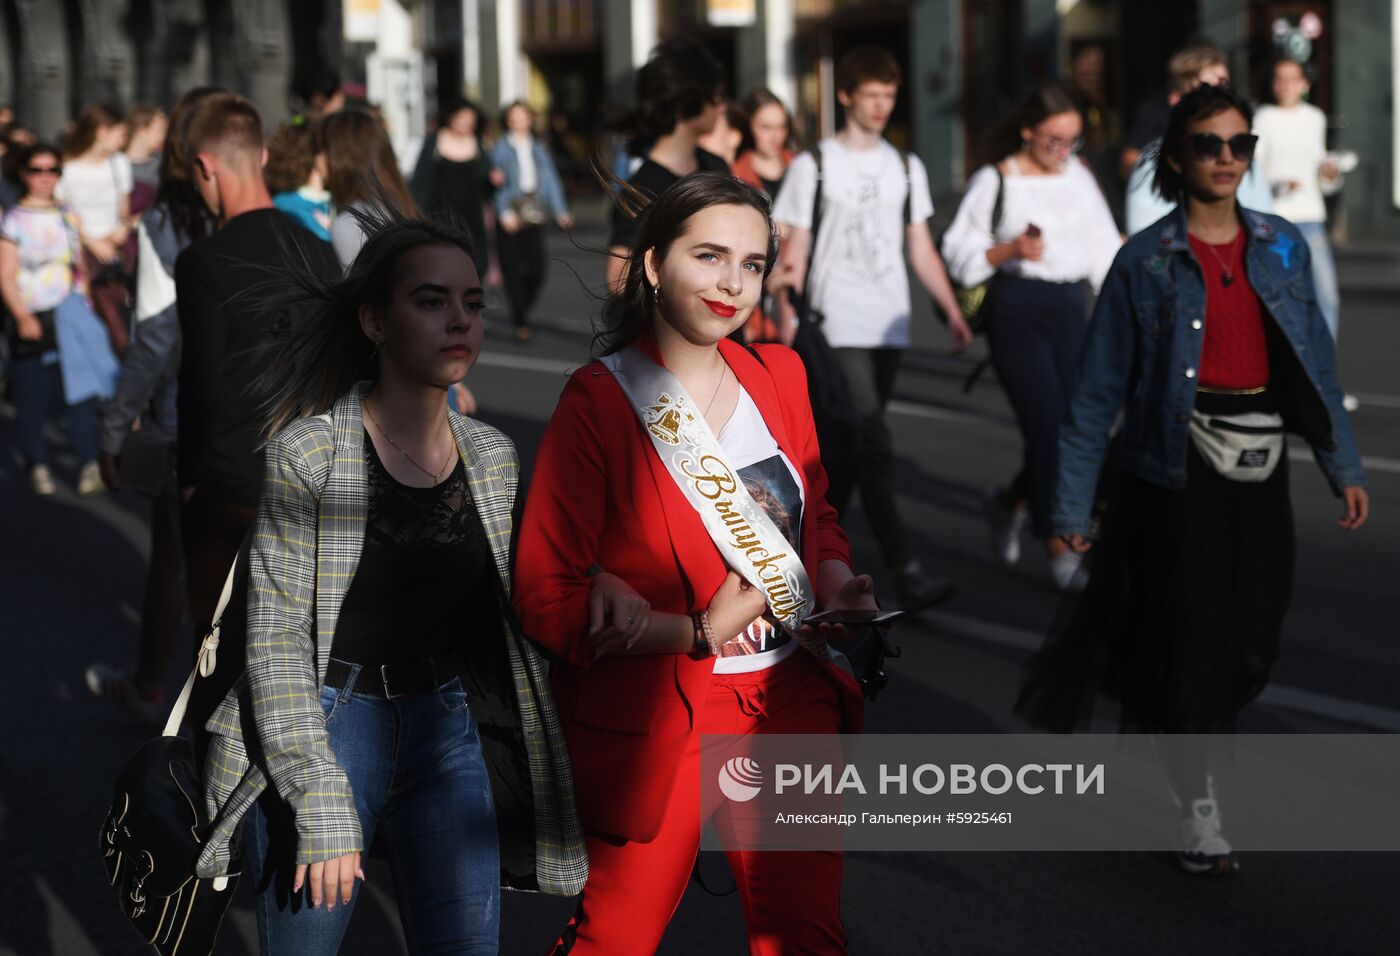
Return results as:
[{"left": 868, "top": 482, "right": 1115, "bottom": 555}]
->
[
  {"left": 990, "top": 165, "right": 1006, "bottom": 235},
  {"left": 801, "top": 143, "right": 824, "bottom": 309},
  {"left": 901, "top": 150, "right": 912, "bottom": 227}
]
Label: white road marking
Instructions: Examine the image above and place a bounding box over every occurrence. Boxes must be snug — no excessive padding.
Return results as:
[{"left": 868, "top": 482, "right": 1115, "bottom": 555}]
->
[
  {"left": 923, "top": 608, "right": 1400, "bottom": 733},
  {"left": 1351, "top": 392, "right": 1400, "bottom": 410}
]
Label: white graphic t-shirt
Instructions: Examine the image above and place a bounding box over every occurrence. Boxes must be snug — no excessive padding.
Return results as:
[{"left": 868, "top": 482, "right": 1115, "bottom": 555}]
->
[
  {"left": 770, "top": 138, "right": 934, "bottom": 349},
  {"left": 712, "top": 387, "right": 806, "bottom": 674}
]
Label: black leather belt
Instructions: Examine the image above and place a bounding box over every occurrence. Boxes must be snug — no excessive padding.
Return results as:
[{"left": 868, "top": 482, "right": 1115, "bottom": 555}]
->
[{"left": 324, "top": 652, "right": 464, "bottom": 699}]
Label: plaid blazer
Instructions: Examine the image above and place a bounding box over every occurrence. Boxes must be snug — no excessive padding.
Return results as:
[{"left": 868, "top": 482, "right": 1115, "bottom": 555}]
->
[{"left": 195, "top": 385, "right": 587, "bottom": 895}]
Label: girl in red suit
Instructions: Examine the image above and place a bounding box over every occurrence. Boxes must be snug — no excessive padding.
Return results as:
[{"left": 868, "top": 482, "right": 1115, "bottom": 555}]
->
[{"left": 515, "top": 172, "right": 878, "bottom": 955}]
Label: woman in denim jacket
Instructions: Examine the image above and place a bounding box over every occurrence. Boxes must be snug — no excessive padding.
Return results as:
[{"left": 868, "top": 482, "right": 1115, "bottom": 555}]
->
[
  {"left": 1017, "top": 85, "right": 1368, "bottom": 877},
  {"left": 488, "top": 101, "right": 572, "bottom": 342}
]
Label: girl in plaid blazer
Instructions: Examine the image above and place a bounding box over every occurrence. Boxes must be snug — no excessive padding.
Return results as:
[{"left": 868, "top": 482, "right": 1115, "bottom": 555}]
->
[{"left": 195, "top": 214, "right": 585, "bottom": 955}]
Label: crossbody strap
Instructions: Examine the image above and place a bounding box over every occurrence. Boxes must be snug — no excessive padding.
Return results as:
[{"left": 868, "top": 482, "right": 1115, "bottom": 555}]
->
[
  {"left": 160, "top": 555, "right": 238, "bottom": 737},
  {"left": 800, "top": 143, "right": 824, "bottom": 315}
]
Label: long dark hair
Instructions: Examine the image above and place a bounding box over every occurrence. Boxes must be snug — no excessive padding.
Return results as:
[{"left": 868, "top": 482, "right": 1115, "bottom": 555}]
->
[
  {"left": 258, "top": 207, "right": 476, "bottom": 437},
  {"left": 155, "top": 87, "right": 222, "bottom": 245},
  {"left": 1152, "top": 83, "right": 1254, "bottom": 202},
  {"left": 614, "top": 39, "right": 724, "bottom": 153},
  {"left": 598, "top": 171, "right": 777, "bottom": 356},
  {"left": 980, "top": 80, "right": 1083, "bottom": 167}
]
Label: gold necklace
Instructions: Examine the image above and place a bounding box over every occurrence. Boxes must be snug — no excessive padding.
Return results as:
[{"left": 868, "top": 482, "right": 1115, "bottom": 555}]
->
[
  {"left": 363, "top": 400, "right": 455, "bottom": 484},
  {"left": 703, "top": 362, "right": 728, "bottom": 417}
]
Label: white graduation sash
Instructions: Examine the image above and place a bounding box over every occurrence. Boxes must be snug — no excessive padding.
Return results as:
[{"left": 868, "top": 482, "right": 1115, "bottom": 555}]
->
[{"left": 601, "top": 346, "right": 815, "bottom": 639}]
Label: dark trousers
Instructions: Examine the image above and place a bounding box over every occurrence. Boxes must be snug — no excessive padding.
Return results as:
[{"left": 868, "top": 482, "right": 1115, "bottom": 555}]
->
[
  {"left": 10, "top": 353, "right": 99, "bottom": 468},
  {"left": 182, "top": 491, "right": 257, "bottom": 637},
  {"left": 984, "top": 276, "right": 1088, "bottom": 539},
  {"left": 496, "top": 222, "right": 546, "bottom": 328},
  {"left": 834, "top": 347, "right": 907, "bottom": 569},
  {"left": 135, "top": 494, "right": 186, "bottom": 694}
]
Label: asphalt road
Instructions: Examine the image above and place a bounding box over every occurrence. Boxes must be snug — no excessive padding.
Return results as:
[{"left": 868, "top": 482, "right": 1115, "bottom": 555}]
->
[{"left": 2, "top": 200, "right": 1398, "bottom": 955}]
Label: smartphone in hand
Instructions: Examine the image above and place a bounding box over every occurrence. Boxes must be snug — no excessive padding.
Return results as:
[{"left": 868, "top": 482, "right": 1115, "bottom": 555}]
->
[
  {"left": 802, "top": 609, "right": 905, "bottom": 627},
  {"left": 1025, "top": 223, "right": 1042, "bottom": 238}
]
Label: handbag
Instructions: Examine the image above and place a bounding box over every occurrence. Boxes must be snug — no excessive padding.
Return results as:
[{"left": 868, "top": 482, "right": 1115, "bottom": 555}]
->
[
  {"left": 100, "top": 560, "right": 240, "bottom": 955},
  {"left": 1188, "top": 410, "right": 1286, "bottom": 482},
  {"left": 510, "top": 192, "right": 548, "bottom": 226},
  {"left": 828, "top": 622, "right": 902, "bottom": 701},
  {"left": 951, "top": 167, "right": 1006, "bottom": 335}
]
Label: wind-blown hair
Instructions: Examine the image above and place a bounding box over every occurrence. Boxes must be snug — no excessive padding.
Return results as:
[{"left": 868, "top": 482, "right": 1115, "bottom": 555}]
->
[
  {"left": 257, "top": 206, "right": 476, "bottom": 437},
  {"left": 1152, "top": 83, "right": 1254, "bottom": 202},
  {"left": 598, "top": 171, "right": 778, "bottom": 356}
]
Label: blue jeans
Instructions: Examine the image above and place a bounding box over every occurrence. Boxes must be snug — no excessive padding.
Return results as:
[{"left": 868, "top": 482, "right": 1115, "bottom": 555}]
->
[
  {"left": 9, "top": 353, "right": 99, "bottom": 469},
  {"left": 243, "top": 670, "right": 500, "bottom": 956},
  {"left": 1296, "top": 221, "right": 1339, "bottom": 340}
]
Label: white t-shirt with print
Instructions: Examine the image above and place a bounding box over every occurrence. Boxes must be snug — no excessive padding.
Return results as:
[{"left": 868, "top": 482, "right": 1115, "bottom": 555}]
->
[
  {"left": 771, "top": 138, "right": 934, "bottom": 349},
  {"left": 56, "top": 155, "right": 132, "bottom": 238},
  {"left": 711, "top": 386, "right": 806, "bottom": 675}
]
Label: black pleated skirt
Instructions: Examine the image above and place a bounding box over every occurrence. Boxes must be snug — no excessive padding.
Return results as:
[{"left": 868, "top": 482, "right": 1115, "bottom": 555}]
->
[{"left": 1016, "top": 390, "right": 1296, "bottom": 734}]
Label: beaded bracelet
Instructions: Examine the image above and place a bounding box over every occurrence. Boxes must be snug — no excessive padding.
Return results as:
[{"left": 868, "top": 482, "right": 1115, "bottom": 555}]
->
[{"left": 699, "top": 609, "right": 722, "bottom": 657}]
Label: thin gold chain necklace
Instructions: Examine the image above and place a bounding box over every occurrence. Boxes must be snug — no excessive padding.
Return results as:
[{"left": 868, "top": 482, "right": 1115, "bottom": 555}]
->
[
  {"left": 363, "top": 401, "right": 456, "bottom": 484},
  {"left": 703, "top": 362, "right": 728, "bottom": 417}
]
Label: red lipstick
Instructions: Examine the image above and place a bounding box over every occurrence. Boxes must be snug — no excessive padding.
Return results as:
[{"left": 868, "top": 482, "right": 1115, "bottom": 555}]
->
[{"left": 702, "top": 298, "right": 737, "bottom": 318}]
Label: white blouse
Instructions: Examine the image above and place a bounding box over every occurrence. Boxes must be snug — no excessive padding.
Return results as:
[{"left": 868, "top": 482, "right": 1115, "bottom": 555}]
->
[{"left": 941, "top": 157, "right": 1122, "bottom": 294}]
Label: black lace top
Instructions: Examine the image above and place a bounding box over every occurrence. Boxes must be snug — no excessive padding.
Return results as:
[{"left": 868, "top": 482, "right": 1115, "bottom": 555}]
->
[{"left": 330, "top": 431, "right": 491, "bottom": 665}]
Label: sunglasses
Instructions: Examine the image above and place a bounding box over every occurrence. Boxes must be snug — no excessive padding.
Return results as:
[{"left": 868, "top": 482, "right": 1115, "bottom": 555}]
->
[
  {"left": 25, "top": 165, "right": 60, "bottom": 175},
  {"left": 1188, "top": 132, "right": 1258, "bottom": 162}
]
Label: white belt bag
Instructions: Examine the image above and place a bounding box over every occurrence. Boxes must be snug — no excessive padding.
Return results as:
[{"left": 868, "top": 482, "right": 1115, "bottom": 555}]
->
[{"left": 1188, "top": 410, "right": 1286, "bottom": 482}]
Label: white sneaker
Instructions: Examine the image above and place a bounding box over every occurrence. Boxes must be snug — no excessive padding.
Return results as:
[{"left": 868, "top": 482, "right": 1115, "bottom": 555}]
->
[
  {"left": 1342, "top": 394, "right": 1360, "bottom": 412},
  {"left": 1177, "top": 798, "right": 1238, "bottom": 875},
  {"left": 1049, "top": 550, "right": 1087, "bottom": 593},
  {"left": 29, "top": 464, "right": 55, "bottom": 496},
  {"left": 982, "top": 489, "right": 1027, "bottom": 566},
  {"left": 77, "top": 461, "right": 104, "bottom": 496}
]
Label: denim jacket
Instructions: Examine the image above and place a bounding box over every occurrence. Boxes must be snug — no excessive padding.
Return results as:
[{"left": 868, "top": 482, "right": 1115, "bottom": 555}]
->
[
  {"left": 488, "top": 136, "right": 569, "bottom": 220},
  {"left": 1053, "top": 205, "right": 1366, "bottom": 537}
]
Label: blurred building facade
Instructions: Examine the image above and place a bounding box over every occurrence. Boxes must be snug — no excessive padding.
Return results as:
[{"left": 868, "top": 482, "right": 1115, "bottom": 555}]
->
[{"left": 0, "top": 1, "right": 343, "bottom": 139}]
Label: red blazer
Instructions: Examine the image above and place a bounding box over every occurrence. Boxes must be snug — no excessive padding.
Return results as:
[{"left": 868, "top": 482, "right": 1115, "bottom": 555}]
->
[{"left": 515, "top": 336, "right": 863, "bottom": 843}]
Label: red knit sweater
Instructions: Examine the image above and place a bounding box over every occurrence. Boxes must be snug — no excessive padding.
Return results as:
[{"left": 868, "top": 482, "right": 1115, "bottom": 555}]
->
[{"left": 1189, "top": 234, "right": 1272, "bottom": 389}]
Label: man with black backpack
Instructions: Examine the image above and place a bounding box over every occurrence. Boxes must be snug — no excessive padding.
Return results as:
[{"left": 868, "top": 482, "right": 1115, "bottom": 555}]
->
[{"left": 772, "top": 45, "right": 971, "bottom": 610}]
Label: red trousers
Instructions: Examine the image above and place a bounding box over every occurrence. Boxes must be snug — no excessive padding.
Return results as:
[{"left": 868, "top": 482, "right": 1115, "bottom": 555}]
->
[{"left": 550, "top": 650, "right": 848, "bottom": 956}]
